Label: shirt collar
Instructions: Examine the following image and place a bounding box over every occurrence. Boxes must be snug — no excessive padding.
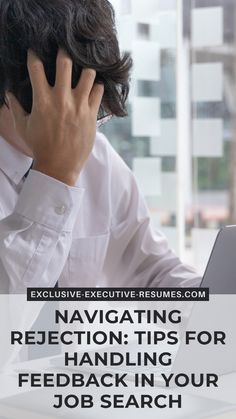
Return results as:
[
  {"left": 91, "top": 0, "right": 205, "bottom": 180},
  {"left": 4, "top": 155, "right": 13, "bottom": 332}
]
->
[{"left": 0, "top": 136, "right": 33, "bottom": 185}]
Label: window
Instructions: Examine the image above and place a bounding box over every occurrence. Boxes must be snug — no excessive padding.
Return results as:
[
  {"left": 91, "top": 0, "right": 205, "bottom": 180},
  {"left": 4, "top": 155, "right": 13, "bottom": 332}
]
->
[{"left": 100, "top": 0, "right": 234, "bottom": 276}]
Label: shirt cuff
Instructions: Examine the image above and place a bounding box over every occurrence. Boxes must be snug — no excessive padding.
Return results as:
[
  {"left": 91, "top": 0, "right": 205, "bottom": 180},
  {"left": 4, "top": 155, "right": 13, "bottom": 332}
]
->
[{"left": 14, "top": 170, "right": 85, "bottom": 232}]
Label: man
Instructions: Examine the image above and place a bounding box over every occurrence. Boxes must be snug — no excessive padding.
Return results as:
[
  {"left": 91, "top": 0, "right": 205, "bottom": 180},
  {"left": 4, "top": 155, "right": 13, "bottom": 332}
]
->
[{"left": 0, "top": 0, "right": 201, "bottom": 293}]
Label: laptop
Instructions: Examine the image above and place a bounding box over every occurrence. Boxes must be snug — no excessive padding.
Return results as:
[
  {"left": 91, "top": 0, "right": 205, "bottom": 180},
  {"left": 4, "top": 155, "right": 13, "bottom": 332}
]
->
[
  {"left": 50, "top": 225, "right": 236, "bottom": 378},
  {"left": 199, "top": 225, "right": 236, "bottom": 294}
]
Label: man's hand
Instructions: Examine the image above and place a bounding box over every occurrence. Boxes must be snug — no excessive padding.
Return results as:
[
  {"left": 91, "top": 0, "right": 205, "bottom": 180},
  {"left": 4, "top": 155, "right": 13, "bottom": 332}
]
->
[{"left": 7, "top": 49, "right": 104, "bottom": 186}]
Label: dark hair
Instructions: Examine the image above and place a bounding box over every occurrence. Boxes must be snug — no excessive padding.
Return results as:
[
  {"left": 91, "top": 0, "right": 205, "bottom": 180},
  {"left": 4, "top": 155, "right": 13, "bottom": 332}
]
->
[{"left": 0, "top": 0, "right": 132, "bottom": 117}]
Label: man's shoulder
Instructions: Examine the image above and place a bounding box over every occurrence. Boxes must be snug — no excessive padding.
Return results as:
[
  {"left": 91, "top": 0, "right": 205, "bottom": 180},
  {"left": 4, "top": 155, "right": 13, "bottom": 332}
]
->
[
  {"left": 92, "top": 130, "right": 115, "bottom": 160},
  {"left": 91, "top": 131, "right": 132, "bottom": 174},
  {"left": 78, "top": 130, "right": 134, "bottom": 194}
]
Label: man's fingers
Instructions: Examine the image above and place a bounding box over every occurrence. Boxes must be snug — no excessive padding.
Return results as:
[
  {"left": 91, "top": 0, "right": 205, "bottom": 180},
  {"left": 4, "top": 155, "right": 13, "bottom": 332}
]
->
[
  {"left": 55, "top": 49, "right": 73, "bottom": 96},
  {"left": 89, "top": 83, "right": 104, "bottom": 113},
  {"left": 27, "top": 50, "right": 50, "bottom": 103},
  {"left": 74, "top": 68, "right": 97, "bottom": 101},
  {"left": 7, "top": 93, "right": 27, "bottom": 132}
]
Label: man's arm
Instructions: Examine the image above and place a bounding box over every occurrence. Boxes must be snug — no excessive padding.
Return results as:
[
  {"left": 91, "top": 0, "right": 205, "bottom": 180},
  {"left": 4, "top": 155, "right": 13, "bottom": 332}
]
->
[
  {"left": 7, "top": 49, "right": 104, "bottom": 186},
  {"left": 1, "top": 49, "right": 104, "bottom": 293},
  {"left": 103, "top": 141, "right": 202, "bottom": 288},
  {"left": 0, "top": 170, "right": 84, "bottom": 293}
]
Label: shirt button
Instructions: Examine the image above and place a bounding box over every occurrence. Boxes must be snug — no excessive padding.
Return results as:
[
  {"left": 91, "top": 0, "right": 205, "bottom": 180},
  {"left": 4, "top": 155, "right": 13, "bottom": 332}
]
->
[{"left": 55, "top": 205, "right": 67, "bottom": 215}]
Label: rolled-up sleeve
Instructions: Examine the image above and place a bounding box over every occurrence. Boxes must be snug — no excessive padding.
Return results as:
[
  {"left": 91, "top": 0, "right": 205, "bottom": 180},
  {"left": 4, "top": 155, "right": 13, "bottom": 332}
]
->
[{"left": 0, "top": 170, "right": 84, "bottom": 293}]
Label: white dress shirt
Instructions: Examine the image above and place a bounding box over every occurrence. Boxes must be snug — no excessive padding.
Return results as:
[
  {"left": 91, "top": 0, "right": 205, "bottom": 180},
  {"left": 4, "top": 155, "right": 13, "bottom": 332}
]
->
[{"left": 0, "top": 133, "right": 201, "bottom": 293}]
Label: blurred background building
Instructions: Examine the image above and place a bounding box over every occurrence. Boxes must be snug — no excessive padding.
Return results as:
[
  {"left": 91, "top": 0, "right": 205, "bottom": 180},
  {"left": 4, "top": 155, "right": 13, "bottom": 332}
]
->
[{"left": 99, "top": 0, "right": 236, "bottom": 275}]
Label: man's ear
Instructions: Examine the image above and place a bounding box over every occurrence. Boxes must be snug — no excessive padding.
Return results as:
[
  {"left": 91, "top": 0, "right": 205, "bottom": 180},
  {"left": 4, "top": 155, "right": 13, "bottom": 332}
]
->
[
  {"left": 4, "top": 96, "right": 10, "bottom": 109},
  {"left": 0, "top": 102, "right": 9, "bottom": 118},
  {"left": 0, "top": 100, "right": 9, "bottom": 112},
  {"left": 6, "top": 93, "right": 27, "bottom": 135}
]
